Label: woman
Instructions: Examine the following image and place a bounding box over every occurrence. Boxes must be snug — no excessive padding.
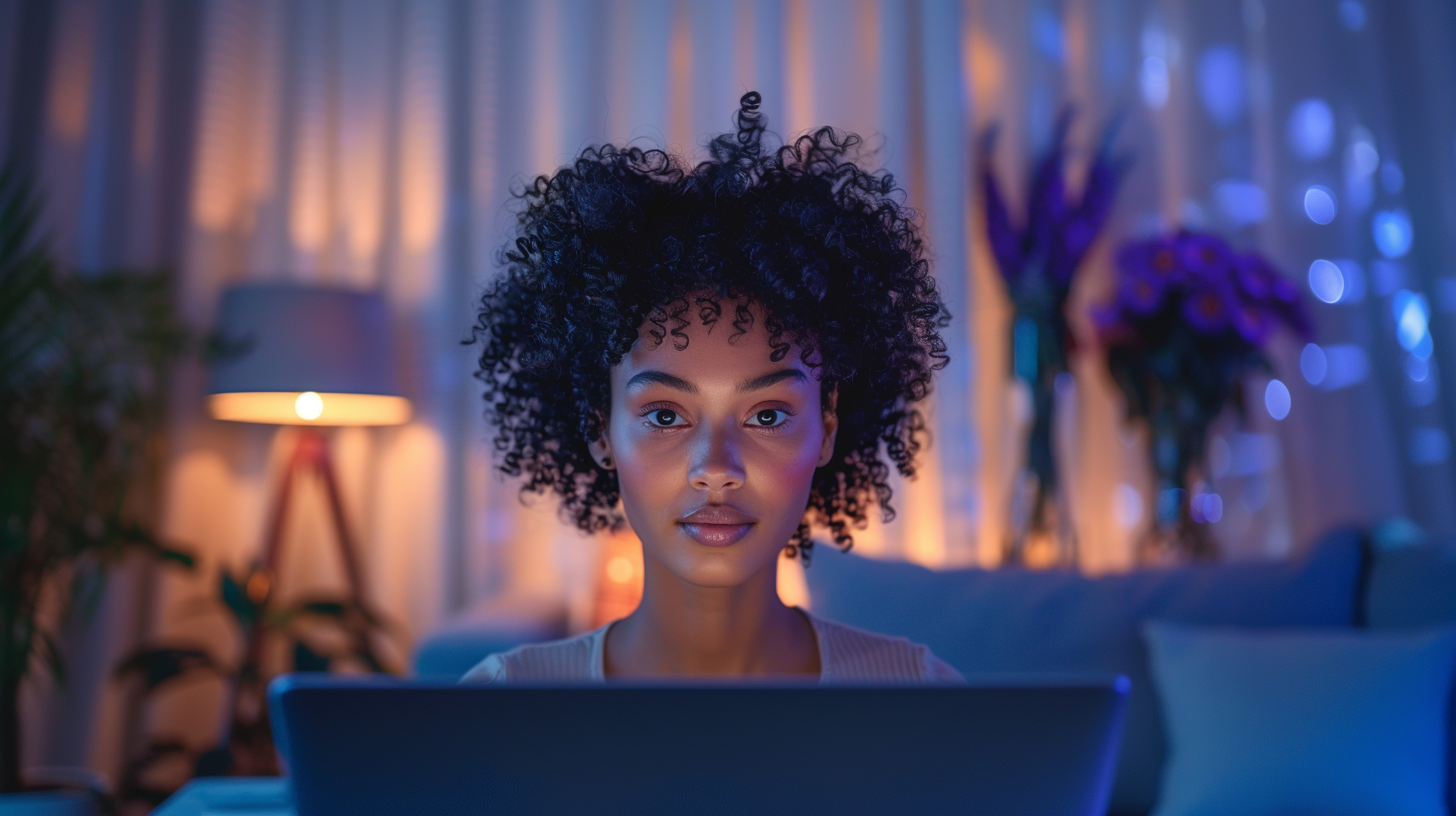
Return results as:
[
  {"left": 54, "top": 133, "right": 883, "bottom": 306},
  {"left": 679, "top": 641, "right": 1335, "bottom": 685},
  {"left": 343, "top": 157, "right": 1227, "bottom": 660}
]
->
[{"left": 463, "top": 93, "right": 960, "bottom": 683}]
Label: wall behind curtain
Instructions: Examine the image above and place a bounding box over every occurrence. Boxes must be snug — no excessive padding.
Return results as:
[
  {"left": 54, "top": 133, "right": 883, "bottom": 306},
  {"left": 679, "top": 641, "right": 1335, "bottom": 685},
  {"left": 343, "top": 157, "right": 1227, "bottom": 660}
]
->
[{"left": 7, "top": 0, "right": 1456, "bottom": 791}]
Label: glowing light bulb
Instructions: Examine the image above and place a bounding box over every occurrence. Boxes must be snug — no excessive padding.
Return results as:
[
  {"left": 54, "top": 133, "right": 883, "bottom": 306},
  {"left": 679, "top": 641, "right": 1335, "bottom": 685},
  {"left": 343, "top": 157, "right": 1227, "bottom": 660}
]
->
[{"left": 295, "top": 391, "right": 324, "bottom": 420}]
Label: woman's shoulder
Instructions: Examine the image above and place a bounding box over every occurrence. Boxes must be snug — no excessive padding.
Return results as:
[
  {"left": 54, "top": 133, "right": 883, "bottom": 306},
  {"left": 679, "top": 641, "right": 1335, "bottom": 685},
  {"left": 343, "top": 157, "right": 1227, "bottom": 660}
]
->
[
  {"left": 459, "top": 625, "right": 607, "bottom": 684},
  {"left": 805, "top": 610, "right": 964, "bottom": 684}
]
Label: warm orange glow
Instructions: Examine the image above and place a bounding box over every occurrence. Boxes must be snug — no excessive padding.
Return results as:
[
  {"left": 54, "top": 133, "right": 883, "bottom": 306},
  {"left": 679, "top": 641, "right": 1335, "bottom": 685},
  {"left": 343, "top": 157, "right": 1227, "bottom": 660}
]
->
[
  {"left": 592, "top": 530, "right": 644, "bottom": 628},
  {"left": 777, "top": 552, "right": 810, "bottom": 609},
  {"left": 209, "top": 392, "right": 411, "bottom": 426},
  {"left": 783, "top": 0, "right": 812, "bottom": 136},
  {"left": 667, "top": 2, "right": 693, "bottom": 152},
  {"left": 606, "top": 556, "right": 635, "bottom": 584},
  {"left": 969, "top": 29, "right": 1003, "bottom": 114},
  {"left": 47, "top": 0, "right": 97, "bottom": 144}
]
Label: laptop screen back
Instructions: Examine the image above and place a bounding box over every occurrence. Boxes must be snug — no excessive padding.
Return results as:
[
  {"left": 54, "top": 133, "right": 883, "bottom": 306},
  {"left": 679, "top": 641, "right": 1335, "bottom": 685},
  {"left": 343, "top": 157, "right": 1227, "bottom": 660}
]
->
[{"left": 269, "top": 674, "right": 1128, "bottom": 816}]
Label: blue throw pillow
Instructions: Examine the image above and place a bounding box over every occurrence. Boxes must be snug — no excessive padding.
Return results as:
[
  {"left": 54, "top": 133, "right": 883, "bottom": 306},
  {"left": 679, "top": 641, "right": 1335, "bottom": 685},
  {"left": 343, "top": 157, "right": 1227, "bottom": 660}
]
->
[
  {"left": 1143, "top": 622, "right": 1456, "bottom": 816},
  {"left": 1365, "top": 537, "right": 1456, "bottom": 815},
  {"left": 803, "top": 528, "right": 1364, "bottom": 814}
]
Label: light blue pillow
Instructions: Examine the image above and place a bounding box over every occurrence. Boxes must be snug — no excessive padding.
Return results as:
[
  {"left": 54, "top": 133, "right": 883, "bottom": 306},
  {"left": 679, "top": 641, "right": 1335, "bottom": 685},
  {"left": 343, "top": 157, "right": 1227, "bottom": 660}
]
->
[{"left": 1143, "top": 622, "right": 1456, "bottom": 816}]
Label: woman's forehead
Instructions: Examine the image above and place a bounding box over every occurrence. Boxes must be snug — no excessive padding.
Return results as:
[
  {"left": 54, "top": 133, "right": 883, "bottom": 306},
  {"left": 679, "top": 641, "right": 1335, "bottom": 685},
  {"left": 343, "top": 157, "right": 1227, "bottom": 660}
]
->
[{"left": 616, "top": 303, "right": 816, "bottom": 384}]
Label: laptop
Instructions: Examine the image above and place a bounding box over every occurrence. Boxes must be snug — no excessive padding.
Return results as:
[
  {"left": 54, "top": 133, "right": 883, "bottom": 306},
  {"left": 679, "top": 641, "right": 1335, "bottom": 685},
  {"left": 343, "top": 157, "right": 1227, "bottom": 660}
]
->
[{"left": 268, "top": 673, "right": 1129, "bottom": 816}]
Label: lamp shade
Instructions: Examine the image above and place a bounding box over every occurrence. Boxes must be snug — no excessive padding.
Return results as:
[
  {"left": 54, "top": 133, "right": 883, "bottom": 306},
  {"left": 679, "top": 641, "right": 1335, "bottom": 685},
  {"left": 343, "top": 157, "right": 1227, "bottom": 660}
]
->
[{"left": 206, "top": 283, "right": 410, "bottom": 426}]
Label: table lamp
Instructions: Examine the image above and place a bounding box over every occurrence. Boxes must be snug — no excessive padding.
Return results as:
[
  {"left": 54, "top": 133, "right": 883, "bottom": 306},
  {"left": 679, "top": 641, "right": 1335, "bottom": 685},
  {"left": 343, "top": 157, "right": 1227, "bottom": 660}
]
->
[{"left": 207, "top": 283, "right": 410, "bottom": 678}]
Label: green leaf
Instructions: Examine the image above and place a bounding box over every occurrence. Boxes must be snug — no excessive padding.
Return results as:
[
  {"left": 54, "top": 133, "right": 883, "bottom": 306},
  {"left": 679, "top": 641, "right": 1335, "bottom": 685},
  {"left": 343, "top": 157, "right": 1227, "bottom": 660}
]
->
[
  {"left": 117, "top": 524, "right": 197, "bottom": 569},
  {"left": 113, "top": 647, "right": 222, "bottom": 691},
  {"left": 297, "top": 600, "right": 347, "bottom": 619},
  {"left": 292, "top": 641, "right": 331, "bottom": 672},
  {"left": 219, "top": 569, "right": 256, "bottom": 628}
]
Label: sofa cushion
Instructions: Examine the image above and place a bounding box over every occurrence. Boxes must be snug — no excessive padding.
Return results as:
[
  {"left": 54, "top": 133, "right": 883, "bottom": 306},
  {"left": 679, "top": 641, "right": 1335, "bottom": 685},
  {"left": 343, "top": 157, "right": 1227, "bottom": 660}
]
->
[
  {"left": 1365, "top": 536, "right": 1456, "bottom": 815},
  {"left": 1144, "top": 622, "right": 1456, "bottom": 816},
  {"left": 413, "top": 602, "right": 569, "bottom": 680},
  {"left": 803, "top": 528, "right": 1364, "bottom": 816}
]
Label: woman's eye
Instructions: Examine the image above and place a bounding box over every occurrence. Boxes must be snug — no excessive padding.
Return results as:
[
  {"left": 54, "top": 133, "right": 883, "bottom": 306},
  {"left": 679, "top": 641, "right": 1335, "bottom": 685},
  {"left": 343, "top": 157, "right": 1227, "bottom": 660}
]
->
[
  {"left": 748, "top": 409, "right": 788, "bottom": 428},
  {"left": 647, "top": 409, "right": 681, "bottom": 427}
]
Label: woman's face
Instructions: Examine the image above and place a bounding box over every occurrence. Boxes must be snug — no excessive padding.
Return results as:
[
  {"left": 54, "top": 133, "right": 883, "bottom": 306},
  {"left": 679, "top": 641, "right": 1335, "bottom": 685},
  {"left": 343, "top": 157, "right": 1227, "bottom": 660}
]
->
[{"left": 591, "top": 303, "right": 837, "bottom": 589}]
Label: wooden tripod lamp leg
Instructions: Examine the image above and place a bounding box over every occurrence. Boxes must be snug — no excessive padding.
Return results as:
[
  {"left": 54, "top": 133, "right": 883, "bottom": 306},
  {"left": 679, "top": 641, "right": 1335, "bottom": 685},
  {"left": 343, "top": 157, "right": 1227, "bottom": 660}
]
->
[{"left": 312, "top": 436, "right": 388, "bottom": 671}]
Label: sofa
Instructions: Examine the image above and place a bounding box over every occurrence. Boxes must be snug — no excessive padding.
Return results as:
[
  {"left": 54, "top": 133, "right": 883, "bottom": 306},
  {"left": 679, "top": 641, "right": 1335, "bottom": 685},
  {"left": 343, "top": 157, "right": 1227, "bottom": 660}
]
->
[{"left": 413, "top": 527, "right": 1456, "bottom": 816}]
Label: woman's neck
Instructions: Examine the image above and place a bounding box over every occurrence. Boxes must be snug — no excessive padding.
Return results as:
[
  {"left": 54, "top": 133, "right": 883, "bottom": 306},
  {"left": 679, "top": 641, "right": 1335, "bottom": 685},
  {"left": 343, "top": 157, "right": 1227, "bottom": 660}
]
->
[{"left": 603, "top": 559, "right": 820, "bottom": 678}]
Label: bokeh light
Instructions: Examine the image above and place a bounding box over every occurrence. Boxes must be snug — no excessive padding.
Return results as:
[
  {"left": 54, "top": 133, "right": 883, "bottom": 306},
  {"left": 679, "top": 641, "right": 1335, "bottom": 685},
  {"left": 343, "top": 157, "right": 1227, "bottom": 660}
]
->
[
  {"left": 1339, "top": 0, "right": 1367, "bottom": 30},
  {"left": 1288, "top": 99, "right": 1334, "bottom": 160},
  {"left": 1141, "top": 57, "right": 1169, "bottom": 109},
  {"left": 1319, "top": 344, "right": 1372, "bottom": 390},
  {"left": 1336, "top": 259, "right": 1367, "bottom": 302},
  {"left": 1301, "top": 343, "right": 1329, "bottom": 385},
  {"left": 1406, "top": 355, "right": 1429, "bottom": 383},
  {"left": 1214, "top": 179, "right": 1268, "bottom": 225},
  {"left": 1346, "top": 139, "right": 1379, "bottom": 177},
  {"left": 1115, "top": 483, "right": 1144, "bottom": 529},
  {"left": 1197, "top": 45, "right": 1245, "bottom": 125},
  {"left": 1265, "top": 379, "right": 1291, "bottom": 420},
  {"left": 1393, "top": 289, "right": 1430, "bottom": 357},
  {"left": 1373, "top": 209, "right": 1413, "bottom": 257},
  {"left": 1307, "top": 259, "right": 1344, "bottom": 303},
  {"left": 1303, "top": 186, "right": 1337, "bottom": 224},
  {"left": 1191, "top": 492, "right": 1224, "bottom": 523}
]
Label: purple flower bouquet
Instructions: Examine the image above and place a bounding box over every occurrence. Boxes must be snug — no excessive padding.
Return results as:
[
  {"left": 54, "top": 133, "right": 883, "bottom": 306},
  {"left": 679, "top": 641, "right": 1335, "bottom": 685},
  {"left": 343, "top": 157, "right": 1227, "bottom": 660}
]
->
[
  {"left": 980, "top": 110, "right": 1127, "bottom": 566},
  {"left": 1096, "top": 231, "right": 1311, "bottom": 560}
]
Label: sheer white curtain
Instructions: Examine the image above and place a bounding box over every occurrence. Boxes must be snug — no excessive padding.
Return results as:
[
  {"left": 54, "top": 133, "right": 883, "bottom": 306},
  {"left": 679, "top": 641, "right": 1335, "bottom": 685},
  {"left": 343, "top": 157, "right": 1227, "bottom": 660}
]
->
[
  {"left": 5, "top": 0, "right": 979, "bottom": 778},
  {"left": 10, "top": 0, "right": 1456, "bottom": 790}
]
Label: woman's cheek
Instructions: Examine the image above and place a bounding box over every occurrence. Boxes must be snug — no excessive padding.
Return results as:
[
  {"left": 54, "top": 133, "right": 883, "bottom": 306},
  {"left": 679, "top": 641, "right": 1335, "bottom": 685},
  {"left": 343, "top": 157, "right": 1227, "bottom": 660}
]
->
[
  {"left": 753, "top": 430, "right": 823, "bottom": 495},
  {"left": 611, "top": 429, "right": 682, "bottom": 512}
]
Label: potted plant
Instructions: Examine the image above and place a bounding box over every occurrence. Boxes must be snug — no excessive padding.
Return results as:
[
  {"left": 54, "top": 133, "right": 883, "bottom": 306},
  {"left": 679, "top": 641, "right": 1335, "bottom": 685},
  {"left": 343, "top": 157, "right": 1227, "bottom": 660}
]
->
[
  {"left": 113, "top": 564, "right": 402, "bottom": 809},
  {"left": 0, "top": 164, "right": 191, "bottom": 812},
  {"left": 1094, "top": 230, "right": 1311, "bottom": 560}
]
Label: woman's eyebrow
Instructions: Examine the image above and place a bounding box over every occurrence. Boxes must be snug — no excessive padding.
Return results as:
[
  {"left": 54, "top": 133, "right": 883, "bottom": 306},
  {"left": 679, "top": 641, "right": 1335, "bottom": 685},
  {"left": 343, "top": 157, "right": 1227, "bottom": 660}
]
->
[
  {"left": 625, "top": 370, "right": 698, "bottom": 393},
  {"left": 737, "top": 369, "right": 807, "bottom": 392}
]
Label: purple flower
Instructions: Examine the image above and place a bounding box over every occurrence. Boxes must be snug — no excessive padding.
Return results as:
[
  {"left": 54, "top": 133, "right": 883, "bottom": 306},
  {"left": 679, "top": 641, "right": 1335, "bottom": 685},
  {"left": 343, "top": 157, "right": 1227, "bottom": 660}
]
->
[
  {"left": 1230, "top": 300, "right": 1274, "bottom": 345},
  {"left": 1182, "top": 283, "right": 1234, "bottom": 334},
  {"left": 1027, "top": 112, "right": 1074, "bottom": 251},
  {"left": 1270, "top": 275, "right": 1298, "bottom": 305},
  {"left": 1178, "top": 233, "right": 1234, "bottom": 281},
  {"left": 981, "top": 109, "right": 1128, "bottom": 295},
  {"left": 1232, "top": 253, "right": 1272, "bottom": 301},
  {"left": 1118, "top": 270, "right": 1167, "bottom": 315},
  {"left": 1117, "top": 238, "right": 1182, "bottom": 284},
  {"left": 979, "top": 129, "right": 1026, "bottom": 282}
]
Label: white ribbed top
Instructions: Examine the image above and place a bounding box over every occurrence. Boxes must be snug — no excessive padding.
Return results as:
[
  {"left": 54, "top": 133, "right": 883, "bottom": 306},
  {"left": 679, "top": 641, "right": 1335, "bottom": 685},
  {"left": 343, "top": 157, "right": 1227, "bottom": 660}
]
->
[{"left": 460, "top": 608, "right": 963, "bottom": 684}]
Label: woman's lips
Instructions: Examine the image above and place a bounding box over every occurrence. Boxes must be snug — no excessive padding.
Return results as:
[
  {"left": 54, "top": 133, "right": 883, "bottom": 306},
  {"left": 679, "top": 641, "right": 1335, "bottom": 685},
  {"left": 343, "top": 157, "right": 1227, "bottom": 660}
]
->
[
  {"left": 680, "top": 522, "right": 755, "bottom": 547},
  {"left": 678, "top": 505, "right": 757, "bottom": 547}
]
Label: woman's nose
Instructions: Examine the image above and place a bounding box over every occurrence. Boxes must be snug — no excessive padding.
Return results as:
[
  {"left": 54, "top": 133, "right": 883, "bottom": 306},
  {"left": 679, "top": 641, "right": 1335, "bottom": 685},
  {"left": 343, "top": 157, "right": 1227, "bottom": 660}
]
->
[{"left": 688, "top": 423, "right": 745, "bottom": 493}]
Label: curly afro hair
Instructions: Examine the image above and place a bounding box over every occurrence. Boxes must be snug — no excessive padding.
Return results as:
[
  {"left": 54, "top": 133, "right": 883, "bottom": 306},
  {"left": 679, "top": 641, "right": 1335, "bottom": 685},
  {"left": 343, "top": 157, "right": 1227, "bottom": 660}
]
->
[{"left": 469, "top": 92, "right": 949, "bottom": 563}]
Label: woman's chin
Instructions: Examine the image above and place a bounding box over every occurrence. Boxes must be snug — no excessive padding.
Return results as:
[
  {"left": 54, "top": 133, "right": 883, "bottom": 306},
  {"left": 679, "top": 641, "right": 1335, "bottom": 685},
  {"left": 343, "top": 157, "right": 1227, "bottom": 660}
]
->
[{"left": 654, "top": 541, "right": 776, "bottom": 589}]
